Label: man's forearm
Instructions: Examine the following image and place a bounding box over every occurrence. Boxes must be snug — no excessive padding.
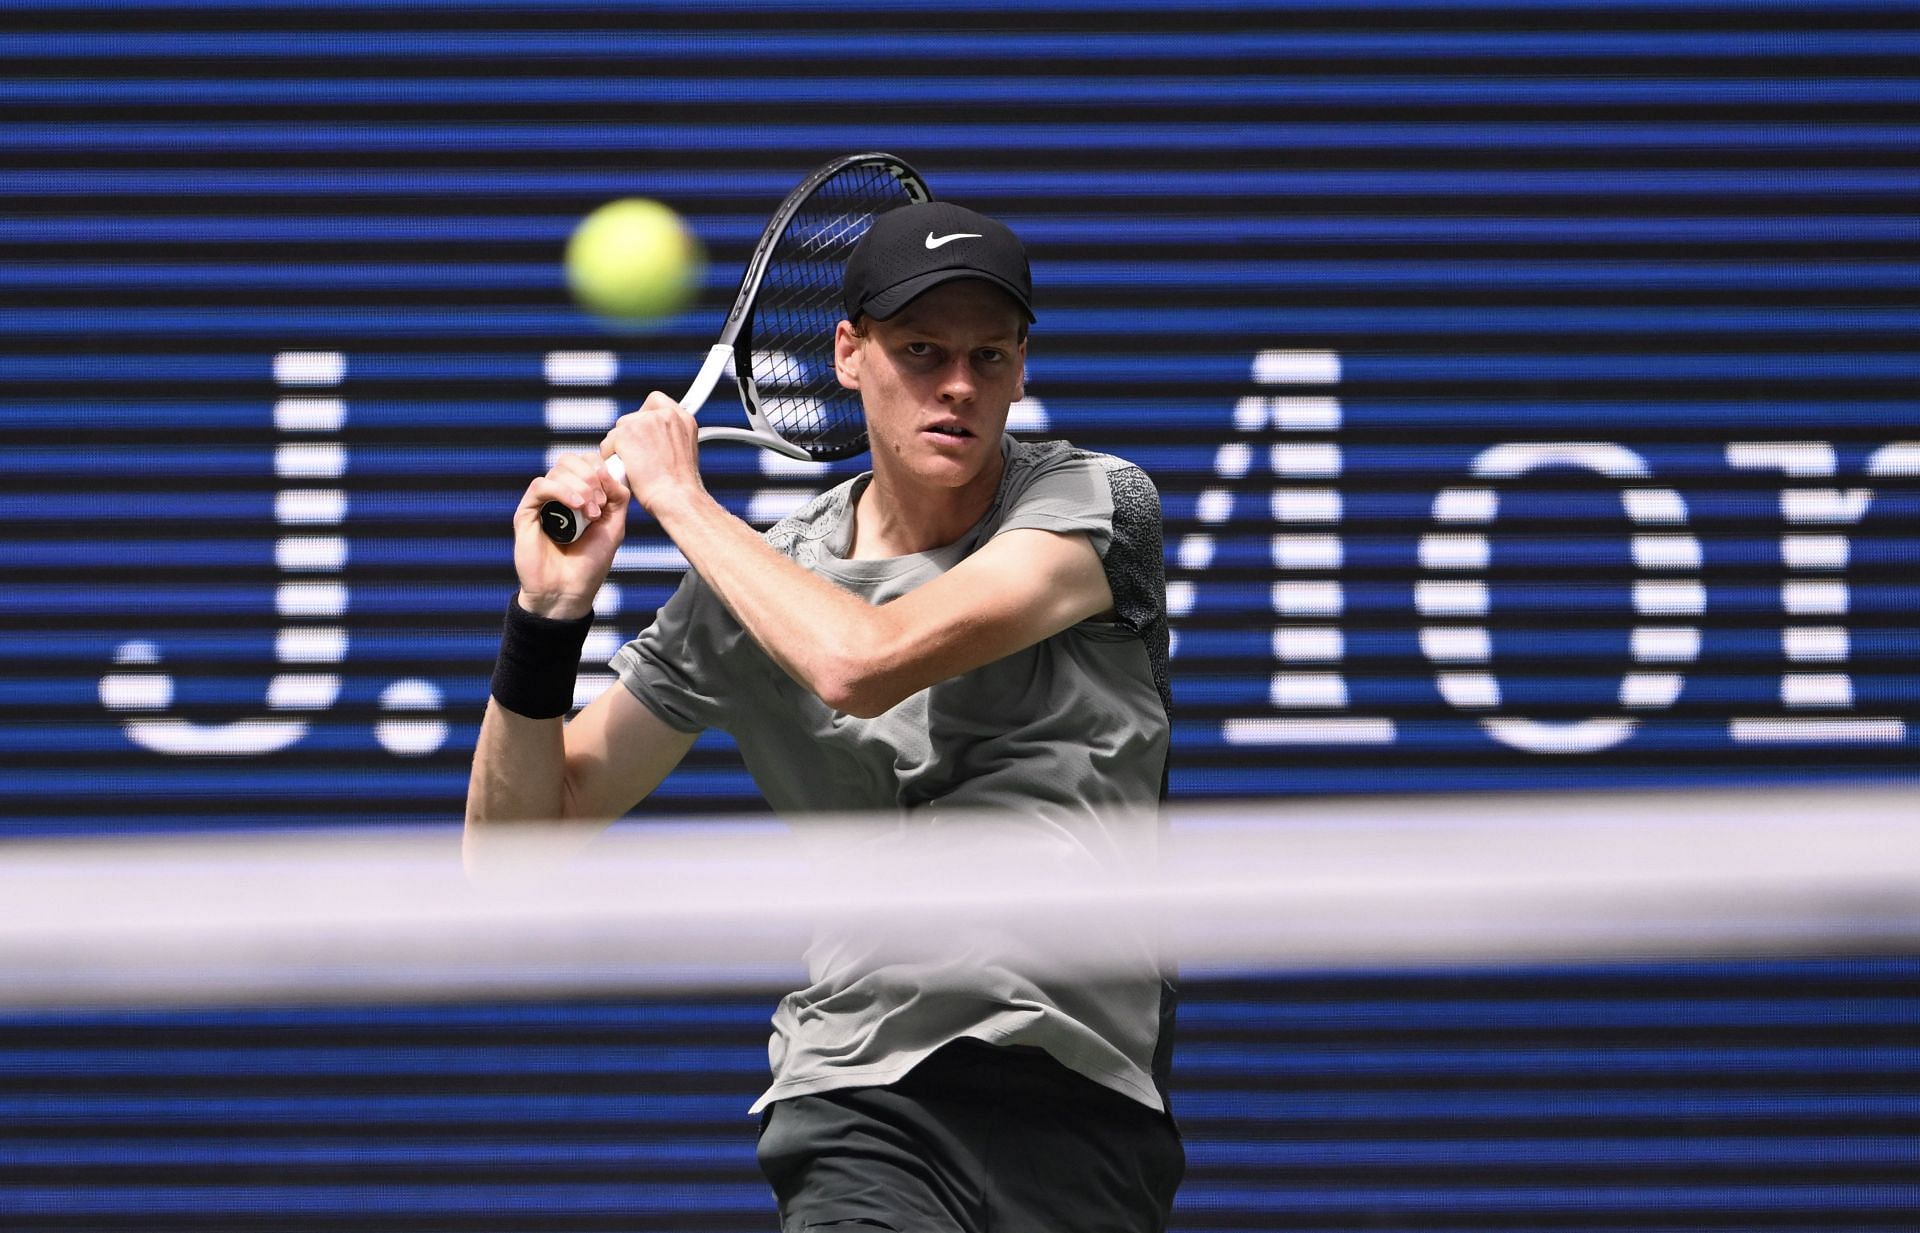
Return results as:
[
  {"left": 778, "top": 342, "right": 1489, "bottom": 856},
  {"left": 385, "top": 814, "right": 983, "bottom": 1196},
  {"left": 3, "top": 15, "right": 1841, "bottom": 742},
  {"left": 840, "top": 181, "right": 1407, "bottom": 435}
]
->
[
  {"left": 647, "top": 486, "right": 890, "bottom": 711},
  {"left": 465, "top": 699, "right": 570, "bottom": 829},
  {"left": 464, "top": 699, "right": 622, "bottom": 875},
  {"left": 643, "top": 484, "right": 1113, "bottom": 720}
]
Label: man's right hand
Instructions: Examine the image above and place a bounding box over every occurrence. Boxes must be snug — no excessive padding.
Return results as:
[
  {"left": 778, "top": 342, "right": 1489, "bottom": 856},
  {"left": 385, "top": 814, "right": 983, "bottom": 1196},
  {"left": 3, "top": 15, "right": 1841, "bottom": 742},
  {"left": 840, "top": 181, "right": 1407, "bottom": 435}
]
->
[{"left": 512, "top": 452, "right": 631, "bottom": 620}]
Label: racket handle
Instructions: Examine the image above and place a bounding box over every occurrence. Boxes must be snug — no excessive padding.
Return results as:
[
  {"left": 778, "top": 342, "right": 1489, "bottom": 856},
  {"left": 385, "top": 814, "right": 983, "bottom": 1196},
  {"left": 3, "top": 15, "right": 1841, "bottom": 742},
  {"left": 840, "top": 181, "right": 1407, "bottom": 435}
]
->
[{"left": 538, "top": 456, "right": 628, "bottom": 545}]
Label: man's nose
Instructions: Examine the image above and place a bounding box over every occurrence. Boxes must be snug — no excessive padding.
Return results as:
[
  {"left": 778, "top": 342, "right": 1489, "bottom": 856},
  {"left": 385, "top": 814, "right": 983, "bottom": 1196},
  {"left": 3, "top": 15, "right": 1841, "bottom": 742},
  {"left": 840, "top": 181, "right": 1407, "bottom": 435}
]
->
[{"left": 936, "top": 357, "right": 977, "bottom": 402}]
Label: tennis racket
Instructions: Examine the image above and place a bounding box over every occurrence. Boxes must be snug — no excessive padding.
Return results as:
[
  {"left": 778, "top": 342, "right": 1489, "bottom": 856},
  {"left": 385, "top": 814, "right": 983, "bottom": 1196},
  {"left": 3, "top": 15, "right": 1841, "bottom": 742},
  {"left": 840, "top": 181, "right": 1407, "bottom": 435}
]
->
[{"left": 540, "top": 152, "right": 933, "bottom": 543}]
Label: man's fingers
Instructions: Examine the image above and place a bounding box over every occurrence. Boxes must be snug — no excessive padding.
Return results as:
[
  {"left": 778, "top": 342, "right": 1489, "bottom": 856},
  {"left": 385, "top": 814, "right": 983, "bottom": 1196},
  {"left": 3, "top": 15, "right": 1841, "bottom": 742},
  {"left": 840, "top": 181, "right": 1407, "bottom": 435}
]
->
[
  {"left": 596, "top": 482, "right": 630, "bottom": 540},
  {"left": 554, "top": 454, "right": 612, "bottom": 510},
  {"left": 522, "top": 474, "right": 599, "bottom": 524},
  {"left": 598, "top": 460, "right": 632, "bottom": 504},
  {"left": 596, "top": 392, "right": 702, "bottom": 517},
  {"left": 532, "top": 455, "right": 622, "bottom": 519},
  {"left": 605, "top": 392, "right": 694, "bottom": 449}
]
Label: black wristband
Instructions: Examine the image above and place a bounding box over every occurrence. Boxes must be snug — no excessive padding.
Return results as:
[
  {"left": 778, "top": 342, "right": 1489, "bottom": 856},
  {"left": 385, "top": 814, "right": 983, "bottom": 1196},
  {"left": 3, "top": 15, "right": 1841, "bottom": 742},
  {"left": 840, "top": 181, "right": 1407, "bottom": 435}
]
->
[{"left": 490, "top": 597, "right": 594, "bottom": 720}]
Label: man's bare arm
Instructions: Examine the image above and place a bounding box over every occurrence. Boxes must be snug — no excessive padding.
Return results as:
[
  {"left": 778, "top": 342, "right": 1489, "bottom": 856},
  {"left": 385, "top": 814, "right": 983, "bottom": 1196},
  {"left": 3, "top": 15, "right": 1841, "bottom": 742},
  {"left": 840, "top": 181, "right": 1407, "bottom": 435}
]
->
[
  {"left": 463, "top": 450, "right": 697, "bottom": 873},
  {"left": 648, "top": 481, "right": 1110, "bottom": 719},
  {"left": 464, "top": 683, "right": 697, "bottom": 873},
  {"left": 595, "top": 392, "right": 1113, "bottom": 720}
]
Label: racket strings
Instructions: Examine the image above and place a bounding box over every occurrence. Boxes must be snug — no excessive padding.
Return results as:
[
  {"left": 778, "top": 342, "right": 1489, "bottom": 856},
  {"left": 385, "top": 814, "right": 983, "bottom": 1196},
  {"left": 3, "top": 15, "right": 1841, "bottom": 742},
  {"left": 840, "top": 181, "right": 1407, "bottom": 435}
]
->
[{"left": 748, "top": 163, "right": 916, "bottom": 459}]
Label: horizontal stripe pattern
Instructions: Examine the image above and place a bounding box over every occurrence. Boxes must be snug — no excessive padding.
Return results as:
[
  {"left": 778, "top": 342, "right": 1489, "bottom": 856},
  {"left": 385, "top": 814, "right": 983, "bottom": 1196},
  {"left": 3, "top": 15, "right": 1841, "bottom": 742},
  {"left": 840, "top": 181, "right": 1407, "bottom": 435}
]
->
[
  {"left": 1, "top": 6, "right": 1916, "bottom": 1229},
  {"left": 4, "top": 961, "right": 1916, "bottom": 1228}
]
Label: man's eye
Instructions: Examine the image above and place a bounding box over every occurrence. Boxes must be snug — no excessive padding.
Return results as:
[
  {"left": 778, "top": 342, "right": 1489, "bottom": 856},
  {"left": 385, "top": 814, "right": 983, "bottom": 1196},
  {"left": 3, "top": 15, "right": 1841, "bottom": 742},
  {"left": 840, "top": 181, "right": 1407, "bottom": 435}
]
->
[
  {"left": 978, "top": 349, "right": 1005, "bottom": 364},
  {"left": 903, "top": 342, "right": 935, "bottom": 358}
]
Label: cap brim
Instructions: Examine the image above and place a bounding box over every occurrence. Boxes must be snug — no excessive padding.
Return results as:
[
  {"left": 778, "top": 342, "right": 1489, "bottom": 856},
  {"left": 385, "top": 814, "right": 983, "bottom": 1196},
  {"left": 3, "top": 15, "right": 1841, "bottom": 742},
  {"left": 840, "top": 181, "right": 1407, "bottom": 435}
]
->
[{"left": 859, "top": 269, "right": 1035, "bottom": 323}]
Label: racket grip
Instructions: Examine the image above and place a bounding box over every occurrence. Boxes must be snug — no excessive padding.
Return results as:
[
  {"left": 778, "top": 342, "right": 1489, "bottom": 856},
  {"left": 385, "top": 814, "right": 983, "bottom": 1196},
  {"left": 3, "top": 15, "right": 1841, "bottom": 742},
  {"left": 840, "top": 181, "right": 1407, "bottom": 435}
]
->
[{"left": 538, "top": 456, "right": 629, "bottom": 545}]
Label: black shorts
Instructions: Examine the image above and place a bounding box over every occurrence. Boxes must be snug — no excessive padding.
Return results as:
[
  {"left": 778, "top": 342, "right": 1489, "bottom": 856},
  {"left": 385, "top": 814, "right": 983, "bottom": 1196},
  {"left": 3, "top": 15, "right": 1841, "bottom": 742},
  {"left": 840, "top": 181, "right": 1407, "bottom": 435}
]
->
[{"left": 756, "top": 1039, "right": 1184, "bottom": 1233}]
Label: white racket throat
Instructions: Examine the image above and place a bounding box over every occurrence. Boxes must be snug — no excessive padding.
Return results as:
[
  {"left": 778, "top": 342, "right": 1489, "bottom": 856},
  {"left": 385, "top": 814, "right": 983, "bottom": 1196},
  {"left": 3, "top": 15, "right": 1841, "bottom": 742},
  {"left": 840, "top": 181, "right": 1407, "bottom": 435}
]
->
[{"left": 597, "top": 343, "right": 813, "bottom": 490}]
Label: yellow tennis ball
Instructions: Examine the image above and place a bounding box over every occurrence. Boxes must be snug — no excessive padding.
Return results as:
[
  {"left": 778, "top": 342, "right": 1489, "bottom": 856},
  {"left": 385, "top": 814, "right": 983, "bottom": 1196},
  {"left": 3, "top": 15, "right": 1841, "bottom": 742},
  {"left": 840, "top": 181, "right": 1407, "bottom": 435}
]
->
[{"left": 565, "top": 198, "right": 705, "bottom": 323}]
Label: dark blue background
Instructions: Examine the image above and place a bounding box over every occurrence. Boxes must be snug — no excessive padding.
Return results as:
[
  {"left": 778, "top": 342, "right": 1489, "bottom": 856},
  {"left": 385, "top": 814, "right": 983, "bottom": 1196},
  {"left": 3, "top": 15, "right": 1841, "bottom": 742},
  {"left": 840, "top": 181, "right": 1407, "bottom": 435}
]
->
[{"left": 2, "top": 2, "right": 1916, "bottom": 1229}]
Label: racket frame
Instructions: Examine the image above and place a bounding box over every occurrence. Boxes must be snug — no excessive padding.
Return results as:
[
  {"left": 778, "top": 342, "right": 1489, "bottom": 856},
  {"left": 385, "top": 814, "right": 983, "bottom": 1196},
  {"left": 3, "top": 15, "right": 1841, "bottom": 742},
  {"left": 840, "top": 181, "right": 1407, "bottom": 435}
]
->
[{"left": 542, "top": 152, "right": 931, "bottom": 543}]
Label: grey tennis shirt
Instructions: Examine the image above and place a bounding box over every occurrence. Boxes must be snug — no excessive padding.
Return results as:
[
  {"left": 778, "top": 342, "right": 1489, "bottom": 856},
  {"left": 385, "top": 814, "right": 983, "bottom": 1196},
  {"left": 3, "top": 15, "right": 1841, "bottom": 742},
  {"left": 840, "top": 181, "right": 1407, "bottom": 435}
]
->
[{"left": 612, "top": 436, "right": 1175, "bottom": 1114}]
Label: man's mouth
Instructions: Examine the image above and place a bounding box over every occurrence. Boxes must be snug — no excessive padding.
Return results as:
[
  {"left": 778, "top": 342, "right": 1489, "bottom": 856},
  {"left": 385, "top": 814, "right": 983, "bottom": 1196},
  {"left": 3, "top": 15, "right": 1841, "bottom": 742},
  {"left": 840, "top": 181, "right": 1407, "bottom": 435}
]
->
[{"left": 925, "top": 424, "right": 973, "bottom": 438}]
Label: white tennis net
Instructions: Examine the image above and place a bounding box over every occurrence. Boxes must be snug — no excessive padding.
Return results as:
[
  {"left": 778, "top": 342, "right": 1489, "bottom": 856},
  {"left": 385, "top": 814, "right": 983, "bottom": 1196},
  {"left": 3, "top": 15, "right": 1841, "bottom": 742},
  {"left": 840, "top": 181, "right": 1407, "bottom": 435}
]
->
[{"left": 3, "top": 782, "right": 1916, "bottom": 1007}]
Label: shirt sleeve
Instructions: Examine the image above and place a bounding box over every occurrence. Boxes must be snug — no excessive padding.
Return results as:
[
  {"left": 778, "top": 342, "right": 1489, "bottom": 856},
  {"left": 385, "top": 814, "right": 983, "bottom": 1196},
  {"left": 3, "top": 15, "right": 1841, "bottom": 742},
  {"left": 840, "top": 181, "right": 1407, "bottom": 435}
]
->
[
  {"left": 997, "top": 444, "right": 1168, "bottom": 650},
  {"left": 992, "top": 446, "right": 1118, "bottom": 558},
  {"left": 610, "top": 567, "right": 737, "bottom": 734}
]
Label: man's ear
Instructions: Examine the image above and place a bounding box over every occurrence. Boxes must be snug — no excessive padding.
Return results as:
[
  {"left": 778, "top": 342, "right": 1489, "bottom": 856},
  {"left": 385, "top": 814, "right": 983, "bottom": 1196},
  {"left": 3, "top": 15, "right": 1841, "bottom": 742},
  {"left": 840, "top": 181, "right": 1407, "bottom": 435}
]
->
[
  {"left": 1012, "top": 337, "right": 1027, "bottom": 402},
  {"left": 834, "top": 319, "right": 863, "bottom": 390}
]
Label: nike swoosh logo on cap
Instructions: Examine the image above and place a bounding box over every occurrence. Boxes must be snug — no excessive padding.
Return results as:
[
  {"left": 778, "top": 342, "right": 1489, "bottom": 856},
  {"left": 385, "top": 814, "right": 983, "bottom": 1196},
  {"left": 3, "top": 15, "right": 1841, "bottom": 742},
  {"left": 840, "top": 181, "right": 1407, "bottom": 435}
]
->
[{"left": 924, "top": 231, "right": 983, "bottom": 250}]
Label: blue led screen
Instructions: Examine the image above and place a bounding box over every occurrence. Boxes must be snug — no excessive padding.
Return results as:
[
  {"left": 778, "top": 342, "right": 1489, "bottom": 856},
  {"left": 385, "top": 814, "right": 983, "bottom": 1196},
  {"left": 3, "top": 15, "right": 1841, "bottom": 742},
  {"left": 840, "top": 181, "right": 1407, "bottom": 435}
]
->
[
  {"left": 2, "top": 3, "right": 1917, "bottom": 1230},
  {"left": 6, "top": 0, "right": 1919, "bottom": 830}
]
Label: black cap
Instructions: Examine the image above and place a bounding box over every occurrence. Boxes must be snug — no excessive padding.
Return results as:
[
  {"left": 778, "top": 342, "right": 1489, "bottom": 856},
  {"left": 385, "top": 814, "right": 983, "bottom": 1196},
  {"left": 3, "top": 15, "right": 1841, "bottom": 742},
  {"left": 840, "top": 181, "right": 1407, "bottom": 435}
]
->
[{"left": 841, "top": 201, "right": 1034, "bottom": 324}]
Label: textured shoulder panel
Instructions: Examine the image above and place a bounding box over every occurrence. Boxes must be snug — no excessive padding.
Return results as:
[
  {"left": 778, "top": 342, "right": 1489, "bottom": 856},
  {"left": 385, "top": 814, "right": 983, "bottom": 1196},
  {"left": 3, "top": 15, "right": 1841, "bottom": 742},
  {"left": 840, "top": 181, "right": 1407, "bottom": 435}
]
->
[{"left": 1082, "top": 452, "right": 1173, "bottom": 725}]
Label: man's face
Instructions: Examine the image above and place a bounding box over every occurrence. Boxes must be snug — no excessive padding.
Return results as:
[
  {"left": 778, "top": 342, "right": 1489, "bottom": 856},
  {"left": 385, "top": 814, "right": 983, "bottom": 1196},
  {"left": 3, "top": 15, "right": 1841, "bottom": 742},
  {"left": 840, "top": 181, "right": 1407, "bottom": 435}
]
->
[{"left": 833, "top": 279, "right": 1028, "bottom": 490}]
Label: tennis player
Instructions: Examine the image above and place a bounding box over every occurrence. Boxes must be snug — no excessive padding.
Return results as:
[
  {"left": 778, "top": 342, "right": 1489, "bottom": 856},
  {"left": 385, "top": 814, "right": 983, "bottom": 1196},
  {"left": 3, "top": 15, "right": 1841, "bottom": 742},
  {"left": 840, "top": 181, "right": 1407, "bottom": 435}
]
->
[{"left": 468, "top": 201, "right": 1181, "bottom": 1232}]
